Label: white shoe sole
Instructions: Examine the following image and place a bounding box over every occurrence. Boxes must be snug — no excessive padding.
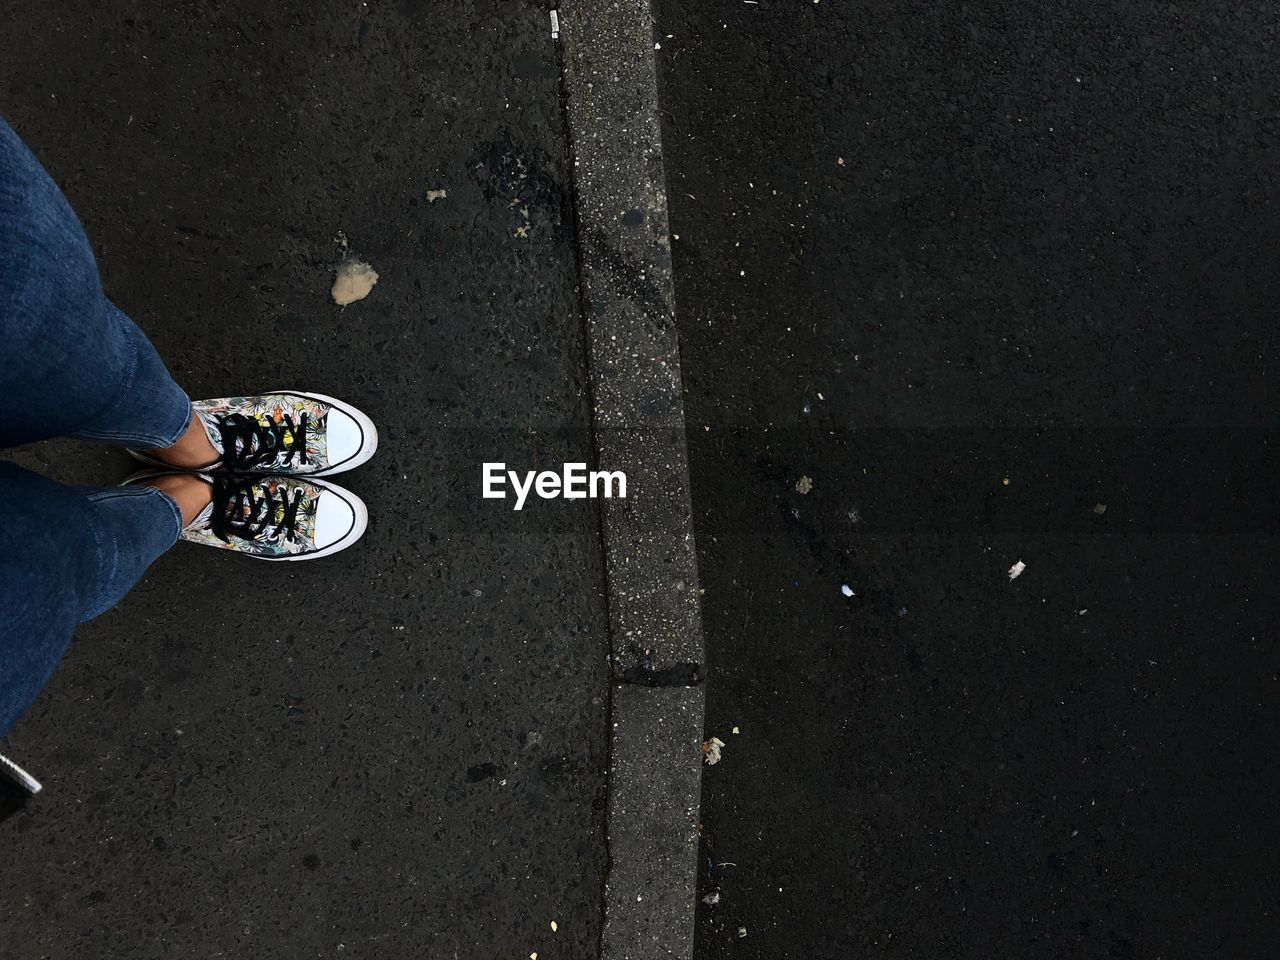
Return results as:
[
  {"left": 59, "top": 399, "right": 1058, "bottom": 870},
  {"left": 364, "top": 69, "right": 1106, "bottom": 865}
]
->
[{"left": 0, "top": 753, "right": 42, "bottom": 796}]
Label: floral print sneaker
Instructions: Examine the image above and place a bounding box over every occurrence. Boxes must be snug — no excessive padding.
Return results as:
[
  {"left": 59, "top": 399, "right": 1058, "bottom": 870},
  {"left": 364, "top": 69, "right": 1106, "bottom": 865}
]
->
[
  {"left": 129, "top": 471, "right": 368, "bottom": 560},
  {"left": 133, "top": 391, "right": 377, "bottom": 476}
]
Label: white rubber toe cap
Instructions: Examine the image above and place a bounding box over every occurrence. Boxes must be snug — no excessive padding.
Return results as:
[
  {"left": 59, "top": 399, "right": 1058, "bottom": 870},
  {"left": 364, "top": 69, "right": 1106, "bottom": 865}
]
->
[
  {"left": 326, "top": 406, "right": 366, "bottom": 467},
  {"left": 270, "top": 390, "right": 378, "bottom": 475},
  {"left": 306, "top": 481, "right": 368, "bottom": 559}
]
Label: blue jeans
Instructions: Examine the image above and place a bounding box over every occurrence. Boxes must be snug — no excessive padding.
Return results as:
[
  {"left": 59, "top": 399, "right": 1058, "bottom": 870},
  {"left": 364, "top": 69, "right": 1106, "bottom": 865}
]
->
[{"left": 1, "top": 117, "right": 192, "bottom": 736}]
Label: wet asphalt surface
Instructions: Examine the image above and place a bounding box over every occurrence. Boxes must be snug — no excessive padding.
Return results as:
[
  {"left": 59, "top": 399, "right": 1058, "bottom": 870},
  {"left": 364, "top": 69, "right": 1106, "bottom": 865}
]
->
[
  {"left": 656, "top": 2, "right": 1278, "bottom": 958},
  {"left": 1, "top": 2, "right": 608, "bottom": 958}
]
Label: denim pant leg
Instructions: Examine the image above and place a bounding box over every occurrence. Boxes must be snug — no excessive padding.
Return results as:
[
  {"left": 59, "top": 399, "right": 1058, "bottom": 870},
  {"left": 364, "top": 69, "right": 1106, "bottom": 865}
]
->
[
  {"left": 0, "top": 115, "right": 191, "bottom": 447},
  {"left": 0, "top": 463, "right": 182, "bottom": 736},
  {"left": 0, "top": 117, "right": 191, "bottom": 737}
]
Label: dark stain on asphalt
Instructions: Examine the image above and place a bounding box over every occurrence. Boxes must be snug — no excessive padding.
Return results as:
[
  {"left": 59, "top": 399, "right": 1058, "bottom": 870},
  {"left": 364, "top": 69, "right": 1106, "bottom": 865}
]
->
[{"left": 583, "top": 227, "right": 672, "bottom": 325}]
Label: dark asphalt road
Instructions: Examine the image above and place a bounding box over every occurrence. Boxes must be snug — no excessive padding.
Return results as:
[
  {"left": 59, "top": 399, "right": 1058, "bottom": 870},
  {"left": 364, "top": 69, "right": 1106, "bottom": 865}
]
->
[
  {"left": 1, "top": 3, "right": 608, "bottom": 957},
  {"left": 656, "top": 3, "right": 1278, "bottom": 958}
]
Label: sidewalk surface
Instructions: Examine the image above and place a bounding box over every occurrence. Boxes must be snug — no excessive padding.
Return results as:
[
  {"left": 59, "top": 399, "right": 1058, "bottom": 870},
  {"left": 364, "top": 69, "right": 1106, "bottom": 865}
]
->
[
  {"left": 656, "top": 2, "right": 1278, "bottom": 958},
  {"left": 1, "top": 2, "right": 611, "bottom": 957}
]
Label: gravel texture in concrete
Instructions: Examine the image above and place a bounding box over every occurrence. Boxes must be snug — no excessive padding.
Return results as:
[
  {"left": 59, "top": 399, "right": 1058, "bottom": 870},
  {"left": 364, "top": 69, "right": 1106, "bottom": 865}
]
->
[
  {"left": 559, "top": 5, "right": 707, "bottom": 958},
  {"left": 599, "top": 684, "right": 703, "bottom": 960},
  {"left": 560, "top": 0, "right": 705, "bottom": 680}
]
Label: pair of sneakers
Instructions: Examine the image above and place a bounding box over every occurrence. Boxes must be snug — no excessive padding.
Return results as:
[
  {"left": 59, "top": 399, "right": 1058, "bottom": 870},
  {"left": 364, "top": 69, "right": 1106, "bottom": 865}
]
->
[{"left": 127, "top": 391, "right": 377, "bottom": 560}]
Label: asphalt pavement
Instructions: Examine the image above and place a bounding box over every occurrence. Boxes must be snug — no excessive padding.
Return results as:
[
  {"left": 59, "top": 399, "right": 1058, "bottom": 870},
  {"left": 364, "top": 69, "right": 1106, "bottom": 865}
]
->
[
  {"left": 655, "top": 2, "right": 1279, "bottom": 957},
  {"left": 4, "top": 2, "right": 1279, "bottom": 958},
  {"left": 1, "top": 3, "right": 610, "bottom": 957}
]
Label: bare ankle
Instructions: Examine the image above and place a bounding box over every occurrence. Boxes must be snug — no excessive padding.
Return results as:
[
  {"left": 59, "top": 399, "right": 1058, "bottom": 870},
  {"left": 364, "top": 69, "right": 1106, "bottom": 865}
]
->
[
  {"left": 147, "top": 409, "right": 219, "bottom": 469},
  {"left": 140, "top": 474, "right": 212, "bottom": 527}
]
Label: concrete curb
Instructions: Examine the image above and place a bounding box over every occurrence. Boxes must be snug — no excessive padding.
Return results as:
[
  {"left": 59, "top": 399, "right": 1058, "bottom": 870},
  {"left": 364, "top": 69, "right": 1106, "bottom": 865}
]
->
[{"left": 554, "top": 2, "right": 706, "bottom": 958}]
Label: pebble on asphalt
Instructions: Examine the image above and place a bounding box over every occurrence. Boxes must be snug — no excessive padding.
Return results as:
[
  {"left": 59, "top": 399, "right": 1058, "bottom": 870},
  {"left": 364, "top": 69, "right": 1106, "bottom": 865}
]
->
[
  {"left": 1008, "top": 560, "right": 1026, "bottom": 580},
  {"left": 703, "top": 737, "right": 726, "bottom": 765},
  {"left": 332, "top": 258, "right": 379, "bottom": 306}
]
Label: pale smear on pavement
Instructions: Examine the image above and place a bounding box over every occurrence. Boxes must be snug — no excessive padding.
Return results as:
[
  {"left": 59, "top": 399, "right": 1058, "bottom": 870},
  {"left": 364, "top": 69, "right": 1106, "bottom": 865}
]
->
[{"left": 332, "top": 259, "right": 379, "bottom": 305}]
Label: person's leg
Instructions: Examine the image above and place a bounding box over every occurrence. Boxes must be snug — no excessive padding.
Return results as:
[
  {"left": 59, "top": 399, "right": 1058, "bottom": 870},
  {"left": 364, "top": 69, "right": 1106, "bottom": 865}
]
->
[
  {"left": 0, "top": 115, "right": 194, "bottom": 449},
  {"left": 0, "top": 116, "right": 370, "bottom": 736},
  {"left": 0, "top": 117, "right": 219, "bottom": 735},
  {"left": 0, "top": 463, "right": 184, "bottom": 737}
]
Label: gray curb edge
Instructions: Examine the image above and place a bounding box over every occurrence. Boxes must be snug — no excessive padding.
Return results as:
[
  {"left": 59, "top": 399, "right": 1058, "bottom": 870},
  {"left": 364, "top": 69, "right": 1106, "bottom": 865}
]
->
[{"left": 554, "top": 3, "right": 706, "bottom": 958}]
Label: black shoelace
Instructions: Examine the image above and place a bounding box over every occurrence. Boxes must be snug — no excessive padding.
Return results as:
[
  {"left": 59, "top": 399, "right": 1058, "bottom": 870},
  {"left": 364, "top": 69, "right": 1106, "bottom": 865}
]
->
[
  {"left": 212, "top": 412, "right": 309, "bottom": 470},
  {"left": 210, "top": 476, "right": 307, "bottom": 544}
]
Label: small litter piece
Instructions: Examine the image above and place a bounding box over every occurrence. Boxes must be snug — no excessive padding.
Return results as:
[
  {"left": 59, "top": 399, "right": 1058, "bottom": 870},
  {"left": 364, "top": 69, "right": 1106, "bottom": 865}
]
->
[
  {"left": 702, "top": 737, "right": 725, "bottom": 765},
  {"left": 1093, "top": 503, "right": 1107, "bottom": 515},
  {"left": 425, "top": 189, "right": 448, "bottom": 202},
  {"left": 737, "top": 927, "right": 748, "bottom": 939},
  {"left": 731, "top": 726, "right": 740, "bottom": 735},
  {"left": 841, "top": 584, "right": 855, "bottom": 598},
  {"left": 795, "top": 475, "right": 813, "bottom": 494},
  {"left": 701, "top": 891, "right": 721, "bottom": 906},
  {"left": 331, "top": 257, "right": 379, "bottom": 306},
  {"left": 1008, "top": 560, "right": 1026, "bottom": 581},
  {"left": 550, "top": 920, "right": 557, "bottom": 932}
]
